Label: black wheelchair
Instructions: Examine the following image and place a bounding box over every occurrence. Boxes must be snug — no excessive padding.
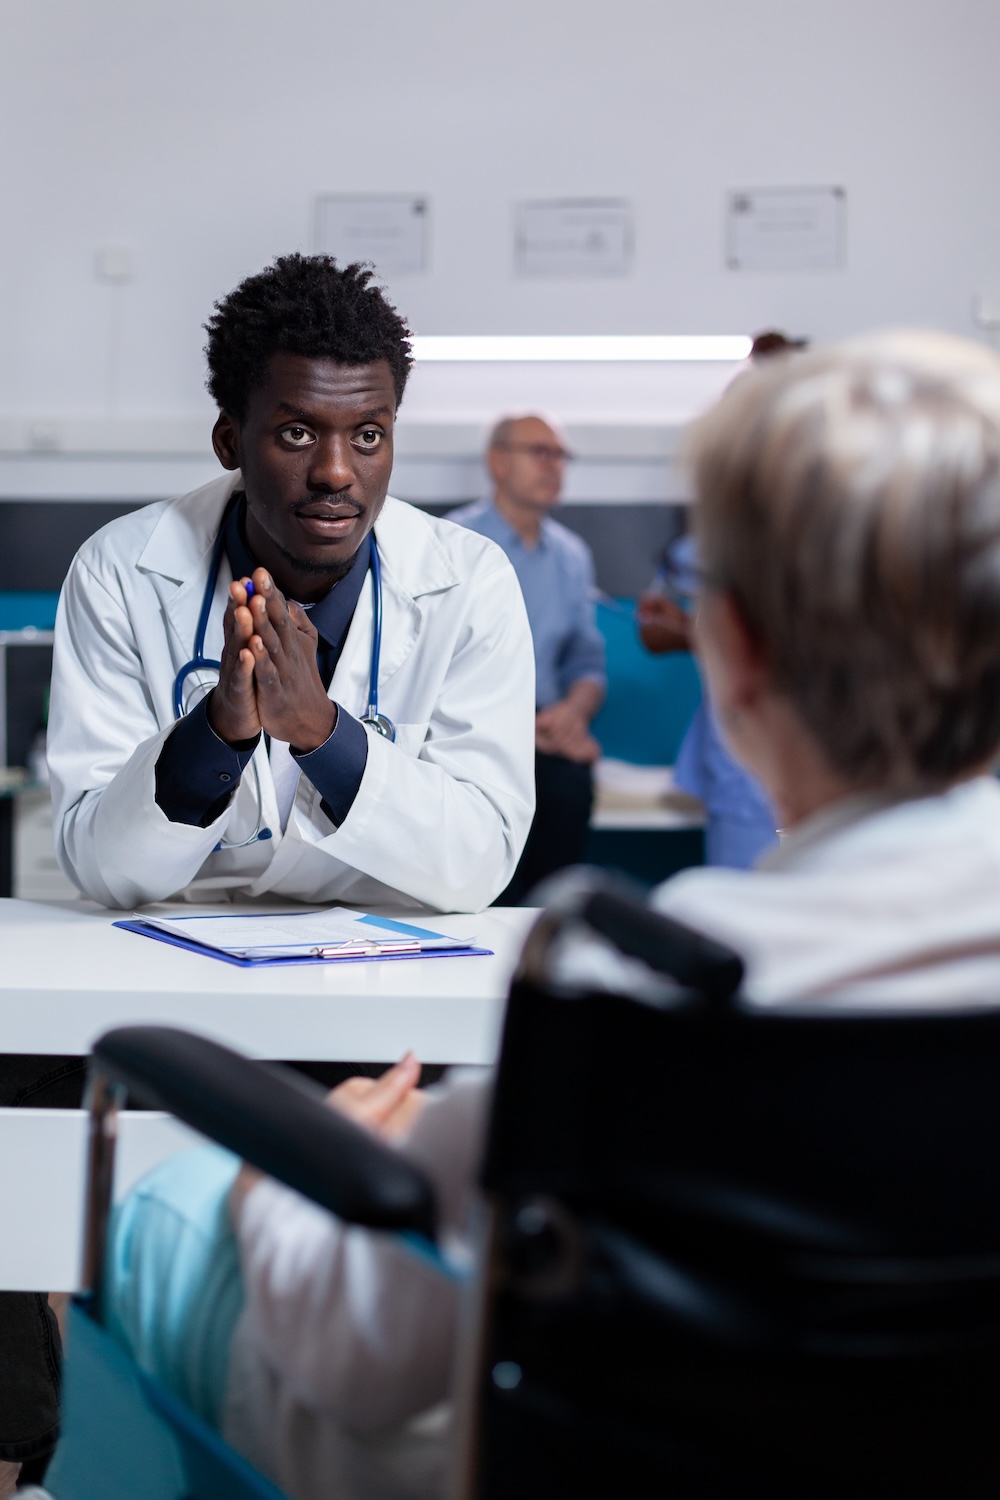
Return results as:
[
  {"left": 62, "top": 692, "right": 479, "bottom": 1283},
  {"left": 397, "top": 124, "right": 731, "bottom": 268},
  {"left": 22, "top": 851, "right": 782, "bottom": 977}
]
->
[{"left": 39, "top": 876, "right": 1000, "bottom": 1497}]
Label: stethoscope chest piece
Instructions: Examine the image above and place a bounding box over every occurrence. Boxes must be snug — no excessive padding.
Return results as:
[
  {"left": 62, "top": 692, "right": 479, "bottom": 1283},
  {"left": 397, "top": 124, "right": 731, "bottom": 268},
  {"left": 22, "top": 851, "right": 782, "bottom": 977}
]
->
[
  {"left": 360, "top": 710, "right": 396, "bottom": 741},
  {"left": 359, "top": 543, "right": 395, "bottom": 742}
]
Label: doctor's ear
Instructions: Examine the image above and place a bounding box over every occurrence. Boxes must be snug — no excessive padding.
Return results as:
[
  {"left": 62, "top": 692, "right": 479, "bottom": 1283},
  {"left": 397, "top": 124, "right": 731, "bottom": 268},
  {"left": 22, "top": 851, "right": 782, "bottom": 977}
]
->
[{"left": 212, "top": 412, "right": 242, "bottom": 472}]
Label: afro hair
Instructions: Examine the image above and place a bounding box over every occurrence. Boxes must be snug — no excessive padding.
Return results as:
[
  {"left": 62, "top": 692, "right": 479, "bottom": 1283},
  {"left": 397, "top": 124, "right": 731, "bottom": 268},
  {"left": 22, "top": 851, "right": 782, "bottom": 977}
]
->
[{"left": 204, "top": 254, "right": 413, "bottom": 420}]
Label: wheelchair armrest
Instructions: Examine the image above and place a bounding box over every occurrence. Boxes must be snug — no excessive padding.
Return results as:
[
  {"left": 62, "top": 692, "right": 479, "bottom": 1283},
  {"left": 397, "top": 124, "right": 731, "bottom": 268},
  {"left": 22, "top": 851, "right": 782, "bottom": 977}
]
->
[
  {"left": 580, "top": 888, "right": 744, "bottom": 1001},
  {"left": 521, "top": 870, "right": 744, "bottom": 1002},
  {"left": 91, "top": 1025, "right": 437, "bottom": 1239}
]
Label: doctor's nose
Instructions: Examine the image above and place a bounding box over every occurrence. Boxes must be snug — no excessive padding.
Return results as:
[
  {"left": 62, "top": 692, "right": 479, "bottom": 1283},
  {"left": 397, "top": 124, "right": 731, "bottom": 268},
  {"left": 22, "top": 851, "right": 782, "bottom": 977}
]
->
[{"left": 306, "top": 434, "right": 356, "bottom": 492}]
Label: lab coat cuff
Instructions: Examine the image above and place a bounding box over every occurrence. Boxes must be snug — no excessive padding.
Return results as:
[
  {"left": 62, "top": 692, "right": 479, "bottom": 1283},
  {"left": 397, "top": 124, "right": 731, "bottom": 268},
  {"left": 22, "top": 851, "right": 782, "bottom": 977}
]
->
[
  {"left": 154, "top": 697, "right": 260, "bottom": 827},
  {"left": 292, "top": 706, "right": 369, "bottom": 828}
]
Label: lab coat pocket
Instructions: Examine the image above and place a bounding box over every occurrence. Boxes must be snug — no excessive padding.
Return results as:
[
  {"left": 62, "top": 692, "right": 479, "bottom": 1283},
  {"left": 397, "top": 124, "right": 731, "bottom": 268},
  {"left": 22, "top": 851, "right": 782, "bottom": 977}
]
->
[{"left": 386, "top": 722, "right": 430, "bottom": 758}]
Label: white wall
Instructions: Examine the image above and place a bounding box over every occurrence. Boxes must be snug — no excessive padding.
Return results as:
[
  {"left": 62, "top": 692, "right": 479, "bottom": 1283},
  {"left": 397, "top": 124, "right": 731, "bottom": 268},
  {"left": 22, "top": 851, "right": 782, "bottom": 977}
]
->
[{"left": 1, "top": 0, "right": 999, "bottom": 429}]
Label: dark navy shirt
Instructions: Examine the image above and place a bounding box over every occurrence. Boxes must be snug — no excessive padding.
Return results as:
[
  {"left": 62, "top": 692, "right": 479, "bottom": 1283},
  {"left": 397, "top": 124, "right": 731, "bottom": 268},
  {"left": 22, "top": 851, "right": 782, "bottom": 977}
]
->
[{"left": 155, "top": 495, "right": 370, "bottom": 831}]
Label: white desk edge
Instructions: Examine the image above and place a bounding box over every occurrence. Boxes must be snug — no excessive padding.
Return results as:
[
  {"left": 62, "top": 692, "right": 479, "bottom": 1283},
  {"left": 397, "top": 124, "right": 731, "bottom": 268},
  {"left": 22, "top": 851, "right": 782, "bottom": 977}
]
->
[{"left": 0, "top": 898, "right": 535, "bottom": 1289}]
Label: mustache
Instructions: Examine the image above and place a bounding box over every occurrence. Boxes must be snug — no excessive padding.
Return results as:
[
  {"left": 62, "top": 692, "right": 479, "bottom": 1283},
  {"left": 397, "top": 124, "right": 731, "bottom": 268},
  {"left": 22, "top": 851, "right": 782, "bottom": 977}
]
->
[{"left": 290, "top": 494, "right": 364, "bottom": 514}]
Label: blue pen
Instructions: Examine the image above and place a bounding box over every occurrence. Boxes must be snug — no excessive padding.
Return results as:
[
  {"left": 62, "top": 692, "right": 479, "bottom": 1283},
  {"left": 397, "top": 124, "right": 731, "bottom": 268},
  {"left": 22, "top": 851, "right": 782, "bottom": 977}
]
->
[{"left": 244, "top": 579, "right": 255, "bottom": 599}]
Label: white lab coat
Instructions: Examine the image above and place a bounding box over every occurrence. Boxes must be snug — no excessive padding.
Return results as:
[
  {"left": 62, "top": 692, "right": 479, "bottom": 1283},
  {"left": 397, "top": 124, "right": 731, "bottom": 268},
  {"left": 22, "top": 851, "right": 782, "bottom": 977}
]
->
[{"left": 48, "top": 473, "right": 536, "bottom": 911}]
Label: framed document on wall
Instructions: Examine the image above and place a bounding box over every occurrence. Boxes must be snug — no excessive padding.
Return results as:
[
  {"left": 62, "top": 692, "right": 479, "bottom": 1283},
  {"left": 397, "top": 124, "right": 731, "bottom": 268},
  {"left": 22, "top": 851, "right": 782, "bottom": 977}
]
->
[
  {"left": 316, "top": 194, "right": 429, "bottom": 274},
  {"left": 515, "top": 199, "right": 633, "bottom": 277},
  {"left": 727, "top": 186, "right": 846, "bottom": 271}
]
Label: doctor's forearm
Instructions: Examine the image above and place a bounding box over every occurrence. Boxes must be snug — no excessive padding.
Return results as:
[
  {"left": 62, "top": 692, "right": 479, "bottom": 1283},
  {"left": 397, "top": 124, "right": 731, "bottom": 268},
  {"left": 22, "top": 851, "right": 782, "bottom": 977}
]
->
[
  {"left": 154, "top": 697, "right": 260, "bottom": 826},
  {"left": 54, "top": 734, "right": 243, "bottom": 909},
  {"left": 292, "top": 709, "right": 368, "bottom": 827}
]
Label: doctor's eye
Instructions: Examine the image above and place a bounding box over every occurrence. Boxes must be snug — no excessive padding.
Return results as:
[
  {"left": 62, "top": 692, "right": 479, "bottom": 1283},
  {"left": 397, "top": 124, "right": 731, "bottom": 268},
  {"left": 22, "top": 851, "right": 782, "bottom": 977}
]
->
[
  {"left": 279, "top": 425, "right": 315, "bottom": 448},
  {"left": 353, "top": 428, "right": 384, "bottom": 451}
]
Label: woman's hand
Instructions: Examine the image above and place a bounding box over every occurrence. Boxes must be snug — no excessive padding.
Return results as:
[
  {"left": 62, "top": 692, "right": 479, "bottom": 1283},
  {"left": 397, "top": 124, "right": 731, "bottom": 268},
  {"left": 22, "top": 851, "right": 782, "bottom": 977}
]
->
[
  {"left": 230, "top": 1054, "right": 427, "bottom": 1222},
  {"left": 325, "top": 1052, "right": 426, "bottom": 1141}
]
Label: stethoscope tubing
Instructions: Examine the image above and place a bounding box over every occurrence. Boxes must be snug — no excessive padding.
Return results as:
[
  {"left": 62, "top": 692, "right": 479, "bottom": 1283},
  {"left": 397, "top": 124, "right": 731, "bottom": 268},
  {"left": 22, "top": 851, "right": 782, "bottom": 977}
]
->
[
  {"left": 358, "top": 544, "right": 395, "bottom": 740},
  {"left": 365, "top": 542, "right": 383, "bottom": 722},
  {"left": 172, "top": 526, "right": 228, "bottom": 720}
]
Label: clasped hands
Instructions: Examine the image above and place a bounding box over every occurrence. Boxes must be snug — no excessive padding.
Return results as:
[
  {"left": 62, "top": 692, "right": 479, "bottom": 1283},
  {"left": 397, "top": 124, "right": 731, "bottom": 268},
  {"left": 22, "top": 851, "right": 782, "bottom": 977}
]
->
[{"left": 208, "top": 568, "right": 336, "bottom": 752}]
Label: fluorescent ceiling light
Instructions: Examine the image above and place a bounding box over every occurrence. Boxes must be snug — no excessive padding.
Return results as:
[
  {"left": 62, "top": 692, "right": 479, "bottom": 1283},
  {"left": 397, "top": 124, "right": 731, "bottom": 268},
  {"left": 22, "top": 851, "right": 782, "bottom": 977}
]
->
[{"left": 411, "top": 335, "right": 752, "bottom": 362}]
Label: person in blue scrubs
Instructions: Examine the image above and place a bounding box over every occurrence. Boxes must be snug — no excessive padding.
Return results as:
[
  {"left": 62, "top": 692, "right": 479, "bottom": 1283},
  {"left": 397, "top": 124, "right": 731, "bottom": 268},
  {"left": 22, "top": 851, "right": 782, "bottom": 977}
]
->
[
  {"left": 638, "top": 332, "right": 808, "bottom": 869},
  {"left": 451, "top": 415, "right": 606, "bottom": 901},
  {"left": 639, "top": 533, "right": 778, "bottom": 868}
]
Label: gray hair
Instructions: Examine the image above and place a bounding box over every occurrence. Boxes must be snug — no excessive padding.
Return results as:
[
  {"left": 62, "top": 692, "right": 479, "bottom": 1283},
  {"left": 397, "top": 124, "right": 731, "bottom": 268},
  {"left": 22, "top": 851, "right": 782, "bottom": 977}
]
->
[
  {"left": 486, "top": 412, "right": 564, "bottom": 452},
  {"left": 687, "top": 331, "right": 1000, "bottom": 788}
]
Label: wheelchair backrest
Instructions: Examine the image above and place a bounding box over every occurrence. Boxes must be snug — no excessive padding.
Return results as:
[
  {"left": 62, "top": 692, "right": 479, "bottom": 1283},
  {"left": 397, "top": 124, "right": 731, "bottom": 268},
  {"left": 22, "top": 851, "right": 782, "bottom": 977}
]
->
[{"left": 470, "top": 897, "right": 1000, "bottom": 1499}]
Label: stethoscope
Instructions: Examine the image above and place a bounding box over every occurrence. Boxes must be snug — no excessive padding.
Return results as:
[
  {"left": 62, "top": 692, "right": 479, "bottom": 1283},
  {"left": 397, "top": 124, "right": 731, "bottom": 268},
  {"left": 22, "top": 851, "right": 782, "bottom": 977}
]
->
[{"left": 172, "top": 524, "right": 395, "bottom": 848}]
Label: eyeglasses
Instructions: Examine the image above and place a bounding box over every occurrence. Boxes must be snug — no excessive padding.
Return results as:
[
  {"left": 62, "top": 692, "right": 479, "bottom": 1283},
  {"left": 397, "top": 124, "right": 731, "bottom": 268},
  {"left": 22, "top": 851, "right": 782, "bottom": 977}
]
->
[{"left": 495, "top": 442, "right": 574, "bottom": 464}]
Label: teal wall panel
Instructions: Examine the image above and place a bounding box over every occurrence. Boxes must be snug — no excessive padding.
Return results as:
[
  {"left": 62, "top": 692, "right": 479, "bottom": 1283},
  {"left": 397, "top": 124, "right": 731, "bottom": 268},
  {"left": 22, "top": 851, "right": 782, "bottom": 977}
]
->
[
  {"left": 591, "top": 600, "right": 701, "bottom": 766},
  {"left": 0, "top": 591, "right": 60, "bottom": 631}
]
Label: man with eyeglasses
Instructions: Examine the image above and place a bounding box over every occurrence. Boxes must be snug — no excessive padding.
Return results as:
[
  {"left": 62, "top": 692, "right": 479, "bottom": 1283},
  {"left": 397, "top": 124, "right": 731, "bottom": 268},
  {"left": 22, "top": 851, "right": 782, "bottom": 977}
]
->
[{"left": 451, "top": 414, "right": 606, "bottom": 901}]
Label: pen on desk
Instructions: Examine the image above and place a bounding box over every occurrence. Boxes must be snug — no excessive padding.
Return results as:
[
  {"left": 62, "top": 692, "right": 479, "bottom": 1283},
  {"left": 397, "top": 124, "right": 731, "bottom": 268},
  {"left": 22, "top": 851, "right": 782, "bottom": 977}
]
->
[{"left": 311, "top": 939, "right": 422, "bottom": 958}]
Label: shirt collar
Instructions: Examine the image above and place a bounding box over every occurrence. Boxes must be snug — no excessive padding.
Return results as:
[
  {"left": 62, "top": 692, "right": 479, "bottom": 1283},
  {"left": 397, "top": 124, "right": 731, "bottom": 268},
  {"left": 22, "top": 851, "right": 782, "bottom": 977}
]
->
[
  {"left": 758, "top": 789, "right": 922, "bottom": 871},
  {"left": 223, "top": 493, "right": 371, "bottom": 652}
]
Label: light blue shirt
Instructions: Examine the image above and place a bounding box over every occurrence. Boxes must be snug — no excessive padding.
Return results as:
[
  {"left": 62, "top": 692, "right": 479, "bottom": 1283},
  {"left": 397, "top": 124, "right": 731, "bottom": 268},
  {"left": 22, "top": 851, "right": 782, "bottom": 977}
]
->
[{"left": 449, "top": 498, "right": 606, "bottom": 710}]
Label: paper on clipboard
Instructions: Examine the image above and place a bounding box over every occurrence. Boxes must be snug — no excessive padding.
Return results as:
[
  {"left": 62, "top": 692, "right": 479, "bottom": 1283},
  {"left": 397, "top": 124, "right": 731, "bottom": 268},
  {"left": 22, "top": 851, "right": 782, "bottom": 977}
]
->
[{"left": 130, "top": 908, "right": 476, "bottom": 961}]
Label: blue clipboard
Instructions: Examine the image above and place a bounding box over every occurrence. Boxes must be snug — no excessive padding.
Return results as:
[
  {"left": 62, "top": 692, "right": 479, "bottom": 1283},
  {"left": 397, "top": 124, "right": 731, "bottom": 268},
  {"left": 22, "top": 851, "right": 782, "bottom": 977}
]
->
[{"left": 113, "top": 919, "right": 493, "bottom": 968}]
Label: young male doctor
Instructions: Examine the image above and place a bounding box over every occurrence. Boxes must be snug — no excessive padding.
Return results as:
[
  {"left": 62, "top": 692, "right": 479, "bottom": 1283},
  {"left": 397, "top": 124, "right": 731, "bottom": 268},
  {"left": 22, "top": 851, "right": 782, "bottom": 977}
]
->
[{"left": 48, "top": 255, "right": 535, "bottom": 912}]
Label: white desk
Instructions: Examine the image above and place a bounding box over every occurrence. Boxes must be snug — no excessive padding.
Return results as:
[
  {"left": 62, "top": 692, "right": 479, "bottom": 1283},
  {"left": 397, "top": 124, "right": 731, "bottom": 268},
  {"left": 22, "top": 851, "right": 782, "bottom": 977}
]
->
[
  {"left": 0, "top": 898, "right": 535, "bottom": 1290},
  {"left": 0, "top": 898, "right": 534, "bottom": 1062},
  {"left": 590, "top": 759, "right": 705, "bottom": 832},
  {"left": 590, "top": 804, "right": 704, "bottom": 831}
]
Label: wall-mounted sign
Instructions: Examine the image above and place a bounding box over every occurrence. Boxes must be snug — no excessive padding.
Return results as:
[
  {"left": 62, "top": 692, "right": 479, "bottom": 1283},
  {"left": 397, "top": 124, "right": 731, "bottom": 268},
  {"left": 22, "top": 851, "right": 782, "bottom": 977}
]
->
[
  {"left": 515, "top": 199, "right": 632, "bottom": 277},
  {"left": 315, "top": 194, "right": 428, "bottom": 274},
  {"left": 727, "top": 186, "right": 845, "bottom": 271}
]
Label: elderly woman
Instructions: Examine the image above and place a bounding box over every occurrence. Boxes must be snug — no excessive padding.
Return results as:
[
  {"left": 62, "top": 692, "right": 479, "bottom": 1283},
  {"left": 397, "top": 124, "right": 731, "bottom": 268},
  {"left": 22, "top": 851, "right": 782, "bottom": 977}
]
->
[
  {"left": 68, "top": 331, "right": 1000, "bottom": 1500},
  {"left": 652, "top": 328, "right": 1000, "bottom": 1003}
]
